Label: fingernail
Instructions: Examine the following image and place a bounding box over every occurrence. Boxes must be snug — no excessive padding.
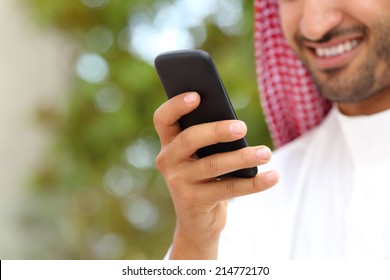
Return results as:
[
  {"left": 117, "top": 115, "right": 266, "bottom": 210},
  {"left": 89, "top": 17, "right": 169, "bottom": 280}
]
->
[
  {"left": 230, "top": 121, "right": 246, "bottom": 135},
  {"left": 266, "top": 171, "right": 279, "bottom": 183},
  {"left": 184, "top": 92, "right": 197, "bottom": 104},
  {"left": 256, "top": 147, "right": 271, "bottom": 161}
]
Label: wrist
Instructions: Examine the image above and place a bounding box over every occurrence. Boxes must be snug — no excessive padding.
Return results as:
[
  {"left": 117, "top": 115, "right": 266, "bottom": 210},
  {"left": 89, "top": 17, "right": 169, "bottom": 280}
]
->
[{"left": 169, "top": 227, "right": 220, "bottom": 260}]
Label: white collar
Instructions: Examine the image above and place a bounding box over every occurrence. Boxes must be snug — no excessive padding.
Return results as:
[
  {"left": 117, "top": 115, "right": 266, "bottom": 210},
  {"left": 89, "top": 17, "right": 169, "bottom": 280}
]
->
[{"left": 333, "top": 105, "right": 390, "bottom": 167}]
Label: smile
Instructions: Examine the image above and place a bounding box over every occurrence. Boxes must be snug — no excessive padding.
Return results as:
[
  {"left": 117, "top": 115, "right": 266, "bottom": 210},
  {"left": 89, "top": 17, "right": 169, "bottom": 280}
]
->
[
  {"left": 303, "top": 35, "right": 364, "bottom": 71},
  {"left": 314, "top": 39, "right": 360, "bottom": 58}
]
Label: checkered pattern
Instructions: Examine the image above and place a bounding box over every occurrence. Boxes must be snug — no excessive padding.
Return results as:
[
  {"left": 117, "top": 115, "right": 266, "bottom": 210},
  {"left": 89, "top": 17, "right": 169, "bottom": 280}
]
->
[{"left": 254, "top": 0, "right": 332, "bottom": 148}]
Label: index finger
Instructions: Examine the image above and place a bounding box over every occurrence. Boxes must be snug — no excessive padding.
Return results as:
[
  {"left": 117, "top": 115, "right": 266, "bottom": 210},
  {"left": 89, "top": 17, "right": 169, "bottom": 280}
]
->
[{"left": 153, "top": 92, "right": 200, "bottom": 146}]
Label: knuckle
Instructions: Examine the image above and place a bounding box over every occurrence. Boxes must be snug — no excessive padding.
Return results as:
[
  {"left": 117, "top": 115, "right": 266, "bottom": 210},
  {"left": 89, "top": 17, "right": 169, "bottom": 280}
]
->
[
  {"left": 155, "top": 150, "right": 166, "bottom": 172},
  {"left": 204, "top": 157, "right": 219, "bottom": 175},
  {"left": 167, "top": 175, "right": 200, "bottom": 207},
  {"left": 225, "top": 180, "right": 237, "bottom": 196},
  {"left": 164, "top": 168, "right": 187, "bottom": 192},
  {"left": 213, "top": 122, "right": 221, "bottom": 137},
  {"left": 165, "top": 172, "right": 182, "bottom": 189},
  {"left": 178, "top": 130, "right": 195, "bottom": 150},
  {"left": 153, "top": 102, "right": 173, "bottom": 129},
  {"left": 251, "top": 177, "right": 260, "bottom": 193},
  {"left": 153, "top": 107, "right": 163, "bottom": 127},
  {"left": 250, "top": 175, "right": 268, "bottom": 193},
  {"left": 240, "top": 147, "right": 252, "bottom": 164}
]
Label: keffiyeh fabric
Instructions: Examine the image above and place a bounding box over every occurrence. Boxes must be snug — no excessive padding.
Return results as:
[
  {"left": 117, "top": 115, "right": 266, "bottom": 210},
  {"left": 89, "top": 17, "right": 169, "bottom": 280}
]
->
[{"left": 254, "top": 0, "right": 332, "bottom": 148}]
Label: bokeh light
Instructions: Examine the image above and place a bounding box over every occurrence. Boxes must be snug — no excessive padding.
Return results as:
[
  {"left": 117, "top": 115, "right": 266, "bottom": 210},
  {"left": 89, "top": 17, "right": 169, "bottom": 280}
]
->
[
  {"left": 86, "top": 25, "right": 114, "bottom": 53},
  {"left": 128, "top": 0, "right": 245, "bottom": 64},
  {"left": 104, "top": 166, "right": 134, "bottom": 198},
  {"left": 125, "top": 138, "right": 159, "bottom": 170},
  {"left": 75, "top": 53, "right": 109, "bottom": 83},
  {"left": 94, "top": 85, "right": 124, "bottom": 113},
  {"left": 87, "top": 232, "right": 126, "bottom": 259},
  {"left": 122, "top": 196, "right": 159, "bottom": 231},
  {"left": 214, "top": 0, "right": 245, "bottom": 35}
]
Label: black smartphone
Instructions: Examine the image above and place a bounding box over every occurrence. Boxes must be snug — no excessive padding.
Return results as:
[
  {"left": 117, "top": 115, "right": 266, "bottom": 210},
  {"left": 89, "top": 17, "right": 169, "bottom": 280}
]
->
[{"left": 154, "top": 49, "right": 257, "bottom": 178}]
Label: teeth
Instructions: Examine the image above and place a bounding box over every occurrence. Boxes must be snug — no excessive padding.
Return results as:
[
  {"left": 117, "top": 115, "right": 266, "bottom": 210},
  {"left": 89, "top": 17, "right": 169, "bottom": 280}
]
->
[{"left": 315, "top": 40, "right": 359, "bottom": 57}]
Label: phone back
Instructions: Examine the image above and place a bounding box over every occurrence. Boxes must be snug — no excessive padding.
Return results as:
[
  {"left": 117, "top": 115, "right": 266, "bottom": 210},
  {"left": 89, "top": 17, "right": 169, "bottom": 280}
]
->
[
  {"left": 154, "top": 49, "right": 237, "bottom": 128},
  {"left": 155, "top": 49, "right": 257, "bottom": 178}
]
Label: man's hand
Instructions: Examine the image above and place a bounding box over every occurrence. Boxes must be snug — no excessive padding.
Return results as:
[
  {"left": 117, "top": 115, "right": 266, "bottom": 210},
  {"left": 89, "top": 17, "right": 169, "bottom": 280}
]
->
[{"left": 153, "top": 92, "right": 279, "bottom": 259}]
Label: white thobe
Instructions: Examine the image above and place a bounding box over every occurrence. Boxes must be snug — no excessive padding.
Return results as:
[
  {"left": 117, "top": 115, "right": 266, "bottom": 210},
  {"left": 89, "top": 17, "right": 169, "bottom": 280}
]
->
[{"left": 218, "top": 106, "right": 390, "bottom": 259}]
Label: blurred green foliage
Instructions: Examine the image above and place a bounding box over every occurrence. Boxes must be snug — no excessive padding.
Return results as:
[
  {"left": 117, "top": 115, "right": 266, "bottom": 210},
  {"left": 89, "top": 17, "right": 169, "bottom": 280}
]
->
[{"left": 24, "top": 0, "right": 271, "bottom": 259}]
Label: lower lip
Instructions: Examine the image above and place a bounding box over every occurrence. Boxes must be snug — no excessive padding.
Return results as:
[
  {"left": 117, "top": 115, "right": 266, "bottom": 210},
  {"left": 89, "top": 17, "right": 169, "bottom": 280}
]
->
[{"left": 309, "top": 43, "right": 361, "bottom": 71}]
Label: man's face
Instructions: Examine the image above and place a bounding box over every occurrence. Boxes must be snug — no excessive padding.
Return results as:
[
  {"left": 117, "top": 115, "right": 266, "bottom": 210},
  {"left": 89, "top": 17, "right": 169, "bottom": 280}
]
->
[{"left": 279, "top": 0, "right": 390, "bottom": 104}]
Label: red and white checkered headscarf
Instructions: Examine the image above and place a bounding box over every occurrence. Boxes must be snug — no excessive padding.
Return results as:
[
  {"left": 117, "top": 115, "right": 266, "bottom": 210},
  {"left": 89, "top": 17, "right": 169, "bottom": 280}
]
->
[{"left": 254, "top": 0, "right": 332, "bottom": 148}]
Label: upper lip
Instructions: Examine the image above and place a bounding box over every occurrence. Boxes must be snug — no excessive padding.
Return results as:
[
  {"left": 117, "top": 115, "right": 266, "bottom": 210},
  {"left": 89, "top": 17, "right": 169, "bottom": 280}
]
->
[{"left": 303, "top": 33, "right": 364, "bottom": 50}]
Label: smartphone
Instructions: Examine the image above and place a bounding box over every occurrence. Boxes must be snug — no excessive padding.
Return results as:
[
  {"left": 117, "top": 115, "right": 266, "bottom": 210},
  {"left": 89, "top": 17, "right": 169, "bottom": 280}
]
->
[{"left": 154, "top": 49, "right": 257, "bottom": 178}]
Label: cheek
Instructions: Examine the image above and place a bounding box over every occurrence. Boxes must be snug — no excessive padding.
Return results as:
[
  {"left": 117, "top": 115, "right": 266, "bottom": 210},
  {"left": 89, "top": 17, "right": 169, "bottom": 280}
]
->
[
  {"left": 340, "top": 0, "right": 390, "bottom": 29},
  {"left": 347, "top": 0, "right": 386, "bottom": 18},
  {"left": 278, "top": 2, "right": 301, "bottom": 47}
]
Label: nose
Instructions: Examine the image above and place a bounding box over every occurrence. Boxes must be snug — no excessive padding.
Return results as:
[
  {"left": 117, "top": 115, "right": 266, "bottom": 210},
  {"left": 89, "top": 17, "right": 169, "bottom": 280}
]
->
[{"left": 299, "top": 0, "right": 343, "bottom": 41}]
